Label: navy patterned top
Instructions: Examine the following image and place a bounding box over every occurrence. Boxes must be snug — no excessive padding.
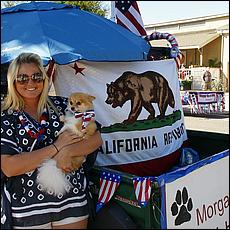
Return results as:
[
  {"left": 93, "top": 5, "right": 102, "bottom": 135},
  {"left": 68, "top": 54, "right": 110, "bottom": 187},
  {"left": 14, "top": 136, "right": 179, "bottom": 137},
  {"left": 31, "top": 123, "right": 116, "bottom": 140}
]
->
[{"left": 1, "top": 96, "right": 89, "bottom": 227}]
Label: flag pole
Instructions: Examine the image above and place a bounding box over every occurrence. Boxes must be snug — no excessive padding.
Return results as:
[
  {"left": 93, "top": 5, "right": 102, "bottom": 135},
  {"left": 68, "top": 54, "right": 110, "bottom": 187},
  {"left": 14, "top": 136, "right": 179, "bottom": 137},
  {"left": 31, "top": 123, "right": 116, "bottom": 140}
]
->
[{"left": 110, "top": 1, "right": 116, "bottom": 22}]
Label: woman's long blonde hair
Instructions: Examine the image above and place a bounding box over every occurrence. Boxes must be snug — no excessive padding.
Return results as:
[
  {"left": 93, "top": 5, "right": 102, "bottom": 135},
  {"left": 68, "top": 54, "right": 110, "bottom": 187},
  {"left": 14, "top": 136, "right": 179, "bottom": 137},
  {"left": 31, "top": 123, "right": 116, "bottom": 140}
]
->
[{"left": 1, "top": 53, "right": 53, "bottom": 117}]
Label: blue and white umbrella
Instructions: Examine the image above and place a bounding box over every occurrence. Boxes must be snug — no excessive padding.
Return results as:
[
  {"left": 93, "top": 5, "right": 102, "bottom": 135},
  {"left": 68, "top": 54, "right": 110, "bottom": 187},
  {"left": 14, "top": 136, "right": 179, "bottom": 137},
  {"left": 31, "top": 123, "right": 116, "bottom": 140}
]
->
[{"left": 1, "top": 1, "right": 150, "bottom": 65}]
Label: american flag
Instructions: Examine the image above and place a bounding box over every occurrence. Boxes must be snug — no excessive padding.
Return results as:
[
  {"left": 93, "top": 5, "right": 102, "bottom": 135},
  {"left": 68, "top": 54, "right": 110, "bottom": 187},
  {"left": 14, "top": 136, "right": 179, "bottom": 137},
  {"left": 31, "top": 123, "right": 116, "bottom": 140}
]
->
[
  {"left": 46, "top": 60, "right": 56, "bottom": 90},
  {"left": 115, "top": 1, "right": 147, "bottom": 36},
  {"left": 133, "top": 177, "right": 152, "bottom": 206},
  {"left": 96, "top": 171, "right": 121, "bottom": 212}
]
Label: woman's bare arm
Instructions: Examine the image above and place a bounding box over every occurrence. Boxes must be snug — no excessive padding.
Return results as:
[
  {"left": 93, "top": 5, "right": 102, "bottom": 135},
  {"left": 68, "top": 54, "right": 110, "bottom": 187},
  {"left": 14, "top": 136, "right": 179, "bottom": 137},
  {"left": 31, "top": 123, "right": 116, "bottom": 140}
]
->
[
  {"left": 69, "top": 131, "right": 103, "bottom": 157},
  {"left": 1, "top": 145, "right": 57, "bottom": 177},
  {"left": 1, "top": 130, "right": 82, "bottom": 177},
  {"left": 54, "top": 131, "right": 103, "bottom": 171}
]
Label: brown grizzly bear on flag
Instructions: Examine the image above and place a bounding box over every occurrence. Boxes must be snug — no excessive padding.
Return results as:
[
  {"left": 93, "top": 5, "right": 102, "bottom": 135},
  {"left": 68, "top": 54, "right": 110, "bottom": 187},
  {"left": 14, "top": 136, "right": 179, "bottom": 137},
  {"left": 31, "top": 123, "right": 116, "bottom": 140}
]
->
[{"left": 105, "top": 71, "right": 175, "bottom": 124}]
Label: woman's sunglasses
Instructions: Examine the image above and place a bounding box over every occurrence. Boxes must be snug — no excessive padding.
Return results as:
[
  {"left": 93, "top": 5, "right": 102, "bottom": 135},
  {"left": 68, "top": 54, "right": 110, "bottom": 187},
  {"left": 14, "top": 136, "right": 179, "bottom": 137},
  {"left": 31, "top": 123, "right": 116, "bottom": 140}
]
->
[{"left": 15, "top": 73, "right": 44, "bottom": 84}]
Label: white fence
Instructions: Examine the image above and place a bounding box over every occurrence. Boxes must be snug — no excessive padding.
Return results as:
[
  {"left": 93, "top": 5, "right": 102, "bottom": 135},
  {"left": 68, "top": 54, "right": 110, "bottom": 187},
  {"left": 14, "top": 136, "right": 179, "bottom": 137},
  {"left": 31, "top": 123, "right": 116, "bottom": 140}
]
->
[{"left": 179, "top": 67, "right": 221, "bottom": 90}]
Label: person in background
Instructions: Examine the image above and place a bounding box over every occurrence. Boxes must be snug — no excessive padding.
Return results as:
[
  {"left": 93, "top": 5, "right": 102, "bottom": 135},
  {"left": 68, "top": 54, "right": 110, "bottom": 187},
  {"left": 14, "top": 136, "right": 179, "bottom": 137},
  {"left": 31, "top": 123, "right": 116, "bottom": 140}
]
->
[
  {"left": 180, "top": 64, "right": 185, "bottom": 80},
  {"left": 203, "top": 67, "right": 212, "bottom": 91},
  {"left": 1, "top": 53, "right": 103, "bottom": 229}
]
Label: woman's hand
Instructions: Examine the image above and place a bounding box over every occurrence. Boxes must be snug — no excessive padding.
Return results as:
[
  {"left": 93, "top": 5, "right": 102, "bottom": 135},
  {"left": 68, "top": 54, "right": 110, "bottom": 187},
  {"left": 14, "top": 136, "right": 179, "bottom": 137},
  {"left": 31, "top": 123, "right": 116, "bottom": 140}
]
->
[
  {"left": 54, "top": 130, "right": 83, "bottom": 152},
  {"left": 53, "top": 145, "right": 75, "bottom": 173},
  {"left": 53, "top": 131, "right": 103, "bottom": 173}
]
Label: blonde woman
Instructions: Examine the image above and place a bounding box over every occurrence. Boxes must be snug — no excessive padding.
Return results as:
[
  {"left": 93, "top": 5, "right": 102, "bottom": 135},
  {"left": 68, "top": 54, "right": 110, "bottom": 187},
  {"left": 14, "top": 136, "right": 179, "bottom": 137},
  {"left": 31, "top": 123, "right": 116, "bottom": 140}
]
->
[{"left": 1, "top": 53, "right": 102, "bottom": 229}]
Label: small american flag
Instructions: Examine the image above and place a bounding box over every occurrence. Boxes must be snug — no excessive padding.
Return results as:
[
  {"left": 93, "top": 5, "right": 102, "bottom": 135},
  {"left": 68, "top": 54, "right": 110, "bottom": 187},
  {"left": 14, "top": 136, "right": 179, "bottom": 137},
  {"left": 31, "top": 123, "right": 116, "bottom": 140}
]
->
[
  {"left": 96, "top": 171, "right": 121, "bottom": 212},
  {"left": 115, "top": 1, "right": 147, "bottom": 36},
  {"left": 46, "top": 60, "right": 56, "bottom": 90},
  {"left": 133, "top": 177, "right": 152, "bottom": 206}
]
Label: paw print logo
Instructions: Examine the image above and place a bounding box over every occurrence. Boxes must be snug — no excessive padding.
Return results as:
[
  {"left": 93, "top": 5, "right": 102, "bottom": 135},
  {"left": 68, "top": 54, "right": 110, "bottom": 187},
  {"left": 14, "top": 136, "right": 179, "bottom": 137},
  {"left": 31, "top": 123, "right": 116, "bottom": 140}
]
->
[{"left": 171, "top": 187, "right": 193, "bottom": 225}]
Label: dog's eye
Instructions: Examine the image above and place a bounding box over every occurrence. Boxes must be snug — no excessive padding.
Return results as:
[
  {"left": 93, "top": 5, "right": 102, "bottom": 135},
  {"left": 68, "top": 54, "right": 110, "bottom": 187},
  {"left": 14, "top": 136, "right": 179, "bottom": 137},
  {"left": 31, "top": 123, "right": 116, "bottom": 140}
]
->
[
  {"left": 70, "top": 101, "right": 73, "bottom": 105},
  {"left": 76, "top": 102, "right": 81, "bottom": 106}
]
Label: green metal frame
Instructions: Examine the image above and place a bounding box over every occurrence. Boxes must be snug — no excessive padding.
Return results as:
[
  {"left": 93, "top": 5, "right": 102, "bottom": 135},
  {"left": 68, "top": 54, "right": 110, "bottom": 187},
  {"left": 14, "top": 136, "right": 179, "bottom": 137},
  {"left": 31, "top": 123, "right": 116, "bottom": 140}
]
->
[{"left": 89, "top": 130, "right": 228, "bottom": 228}]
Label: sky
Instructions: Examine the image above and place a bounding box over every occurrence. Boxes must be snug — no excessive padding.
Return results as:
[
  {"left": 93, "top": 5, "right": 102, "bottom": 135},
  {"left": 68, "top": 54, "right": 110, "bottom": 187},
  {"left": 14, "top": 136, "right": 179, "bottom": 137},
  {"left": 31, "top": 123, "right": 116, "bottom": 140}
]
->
[
  {"left": 1, "top": 1, "right": 229, "bottom": 25},
  {"left": 104, "top": 1, "right": 229, "bottom": 25}
]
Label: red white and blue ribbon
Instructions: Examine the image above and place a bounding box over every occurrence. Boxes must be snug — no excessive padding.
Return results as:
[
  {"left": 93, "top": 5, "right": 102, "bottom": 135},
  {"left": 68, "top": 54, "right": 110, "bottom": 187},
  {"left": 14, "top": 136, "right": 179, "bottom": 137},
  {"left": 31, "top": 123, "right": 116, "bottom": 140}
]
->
[
  {"left": 143, "top": 32, "right": 184, "bottom": 70},
  {"left": 18, "top": 108, "right": 48, "bottom": 144},
  {"left": 96, "top": 171, "right": 121, "bottom": 212},
  {"left": 74, "top": 110, "right": 95, "bottom": 129},
  {"left": 132, "top": 176, "right": 152, "bottom": 207}
]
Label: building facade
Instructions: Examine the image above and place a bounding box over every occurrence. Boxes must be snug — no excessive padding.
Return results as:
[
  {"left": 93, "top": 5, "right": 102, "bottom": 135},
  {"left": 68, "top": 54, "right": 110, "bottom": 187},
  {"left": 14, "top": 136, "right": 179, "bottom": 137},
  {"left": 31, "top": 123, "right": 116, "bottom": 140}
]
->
[{"left": 145, "top": 13, "right": 229, "bottom": 91}]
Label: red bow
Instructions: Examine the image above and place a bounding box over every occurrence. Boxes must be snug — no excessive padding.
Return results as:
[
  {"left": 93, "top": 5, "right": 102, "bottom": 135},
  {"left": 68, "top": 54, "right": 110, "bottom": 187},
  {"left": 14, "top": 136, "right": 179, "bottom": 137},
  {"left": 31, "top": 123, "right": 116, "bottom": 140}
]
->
[{"left": 74, "top": 110, "right": 95, "bottom": 129}]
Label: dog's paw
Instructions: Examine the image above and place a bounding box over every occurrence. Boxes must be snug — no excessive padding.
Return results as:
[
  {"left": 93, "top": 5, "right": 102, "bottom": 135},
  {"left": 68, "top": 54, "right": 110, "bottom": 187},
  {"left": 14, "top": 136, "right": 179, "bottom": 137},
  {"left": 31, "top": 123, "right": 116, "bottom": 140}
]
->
[
  {"left": 59, "top": 115, "right": 65, "bottom": 122},
  {"left": 72, "top": 156, "right": 85, "bottom": 170}
]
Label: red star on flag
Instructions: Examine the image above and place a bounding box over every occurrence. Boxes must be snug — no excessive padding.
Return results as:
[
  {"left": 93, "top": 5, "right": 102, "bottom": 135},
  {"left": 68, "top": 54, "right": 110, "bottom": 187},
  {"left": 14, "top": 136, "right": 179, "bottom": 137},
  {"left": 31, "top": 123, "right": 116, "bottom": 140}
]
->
[{"left": 72, "top": 62, "right": 85, "bottom": 76}]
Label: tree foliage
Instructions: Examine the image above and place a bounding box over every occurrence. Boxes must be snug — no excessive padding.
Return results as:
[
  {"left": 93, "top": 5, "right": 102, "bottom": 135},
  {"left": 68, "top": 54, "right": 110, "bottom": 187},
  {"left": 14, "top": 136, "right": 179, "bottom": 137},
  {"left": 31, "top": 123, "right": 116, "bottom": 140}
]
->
[
  {"left": 208, "top": 58, "right": 222, "bottom": 68},
  {"left": 2, "top": 1, "right": 29, "bottom": 8},
  {"left": 2, "top": 1, "right": 109, "bottom": 17},
  {"left": 55, "top": 1, "right": 108, "bottom": 17}
]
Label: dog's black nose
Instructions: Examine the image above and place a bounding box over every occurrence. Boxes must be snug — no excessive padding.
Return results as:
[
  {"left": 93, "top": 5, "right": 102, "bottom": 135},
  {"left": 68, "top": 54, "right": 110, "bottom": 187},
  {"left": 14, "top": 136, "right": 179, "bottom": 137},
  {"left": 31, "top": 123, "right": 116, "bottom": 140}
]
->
[{"left": 71, "top": 107, "right": 75, "bottom": 111}]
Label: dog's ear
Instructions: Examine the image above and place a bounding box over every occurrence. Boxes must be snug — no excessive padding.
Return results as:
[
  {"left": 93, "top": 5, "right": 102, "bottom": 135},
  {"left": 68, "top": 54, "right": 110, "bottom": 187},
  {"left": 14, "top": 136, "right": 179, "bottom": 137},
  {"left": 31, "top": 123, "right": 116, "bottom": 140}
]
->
[{"left": 88, "top": 95, "right": 96, "bottom": 101}]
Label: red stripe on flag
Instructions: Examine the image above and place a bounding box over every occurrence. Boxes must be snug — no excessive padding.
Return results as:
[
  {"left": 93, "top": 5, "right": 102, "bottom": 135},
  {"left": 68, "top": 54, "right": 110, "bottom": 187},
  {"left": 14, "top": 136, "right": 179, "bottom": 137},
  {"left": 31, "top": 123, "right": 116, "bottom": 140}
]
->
[
  {"left": 133, "top": 180, "right": 138, "bottom": 189},
  {"left": 98, "top": 179, "right": 108, "bottom": 202},
  {"left": 124, "top": 10, "right": 147, "bottom": 36},
  {"left": 138, "top": 181, "right": 143, "bottom": 201},
  {"left": 116, "top": 17, "right": 129, "bottom": 30},
  {"left": 115, "top": 1, "right": 147, "bottom": 36},
  {"left": 145, "top": 178, "right": 151, "bottom": 201},
  {"left": 109, "top": 182, "right": 119, "bottom": 201},
  {"left": 104, "top": 181, "right": 114, "bottom": 203},
  {"left": 99, "top": 177, "right": 104, "bottom": 188},
  {"left": 46, "top": 60, "right": 55, "bottom": 79},
  {"left": 131, "top": 1, "right": 140, "bottom": 13}
]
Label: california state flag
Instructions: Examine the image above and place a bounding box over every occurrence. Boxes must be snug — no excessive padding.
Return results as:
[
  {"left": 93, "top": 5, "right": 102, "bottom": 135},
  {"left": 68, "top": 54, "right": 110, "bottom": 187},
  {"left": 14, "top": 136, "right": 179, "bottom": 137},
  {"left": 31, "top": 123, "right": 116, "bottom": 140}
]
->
[{"left": 54, "top": 59, "right": 187, "bottom": 169}]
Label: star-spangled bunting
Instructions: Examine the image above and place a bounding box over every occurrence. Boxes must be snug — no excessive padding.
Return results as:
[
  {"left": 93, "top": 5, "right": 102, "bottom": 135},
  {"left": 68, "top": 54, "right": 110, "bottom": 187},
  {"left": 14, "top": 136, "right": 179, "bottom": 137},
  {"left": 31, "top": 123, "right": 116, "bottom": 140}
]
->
[
  {"left": 72, "top": 62, "right": 85, "bottom": 76},
  {"left": 96, "top": 171, "right": 121, "bottom": 212},
  {"left": 132, "top": 177, "right": 152, "bottom": 207},
  {"left": 144, "top": 32, "right": 185, "bottom": 70},
  {"left": 115, "top": 1, "right": 147, "bottom": 36}
]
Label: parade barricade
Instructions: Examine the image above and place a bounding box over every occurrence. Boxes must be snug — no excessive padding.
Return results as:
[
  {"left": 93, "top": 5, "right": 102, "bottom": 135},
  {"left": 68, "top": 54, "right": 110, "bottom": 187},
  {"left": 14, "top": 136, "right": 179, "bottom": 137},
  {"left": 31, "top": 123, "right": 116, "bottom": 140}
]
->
[{"left": 182, "top": 91, "right": 225, "bottom": 114}]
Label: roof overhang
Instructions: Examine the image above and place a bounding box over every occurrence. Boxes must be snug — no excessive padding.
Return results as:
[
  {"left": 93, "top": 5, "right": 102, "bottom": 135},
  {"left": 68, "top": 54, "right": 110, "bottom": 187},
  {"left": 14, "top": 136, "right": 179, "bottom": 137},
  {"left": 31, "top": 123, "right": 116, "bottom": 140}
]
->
[{"left": 149, "top": 30, "right": 220, "bottom": 50}]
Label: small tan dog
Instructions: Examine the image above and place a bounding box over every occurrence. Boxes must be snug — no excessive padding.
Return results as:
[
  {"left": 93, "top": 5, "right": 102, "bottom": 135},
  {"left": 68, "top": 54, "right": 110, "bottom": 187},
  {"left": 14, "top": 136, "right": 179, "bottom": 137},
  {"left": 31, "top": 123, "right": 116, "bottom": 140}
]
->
[
  {"left": 37, "top": 92, "right": 97, "bottom": 196},
  {"left": 59, "top": 92, "right": 97, "bottom": 169}
]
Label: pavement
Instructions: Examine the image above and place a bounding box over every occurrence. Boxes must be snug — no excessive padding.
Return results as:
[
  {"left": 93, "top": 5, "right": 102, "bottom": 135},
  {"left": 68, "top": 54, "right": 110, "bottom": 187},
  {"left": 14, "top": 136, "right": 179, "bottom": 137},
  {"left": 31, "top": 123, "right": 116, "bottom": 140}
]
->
[{"left": 183, "top": 115, "right": 229, "bottom": 134}]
